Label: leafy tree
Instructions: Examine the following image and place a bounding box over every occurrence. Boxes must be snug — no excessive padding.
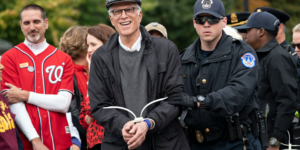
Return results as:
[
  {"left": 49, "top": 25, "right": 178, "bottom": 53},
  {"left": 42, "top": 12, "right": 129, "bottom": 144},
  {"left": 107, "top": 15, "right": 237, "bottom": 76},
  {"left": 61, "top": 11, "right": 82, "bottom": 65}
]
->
[{"left": 0, "top": 0, "right": 83, "bottom": 47}]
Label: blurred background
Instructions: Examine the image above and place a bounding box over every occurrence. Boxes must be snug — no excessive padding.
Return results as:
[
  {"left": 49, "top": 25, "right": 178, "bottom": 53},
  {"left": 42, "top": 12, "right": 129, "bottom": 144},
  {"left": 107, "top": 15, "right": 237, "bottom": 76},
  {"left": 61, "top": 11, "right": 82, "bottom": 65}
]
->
[{"left": 0, "top": 0, "right": 300, "bottom": 54}]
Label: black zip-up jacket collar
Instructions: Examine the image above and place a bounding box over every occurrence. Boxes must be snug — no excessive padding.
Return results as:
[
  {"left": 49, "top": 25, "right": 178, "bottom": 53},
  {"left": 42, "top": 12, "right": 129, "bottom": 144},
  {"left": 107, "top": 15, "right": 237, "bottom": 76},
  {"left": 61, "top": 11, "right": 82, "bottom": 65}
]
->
[
  {"left": 256, "top": 38, "right": 278, "bottom": 53},
  {"left": 181, "top": 31, "right": 232, "bottom": 64}
]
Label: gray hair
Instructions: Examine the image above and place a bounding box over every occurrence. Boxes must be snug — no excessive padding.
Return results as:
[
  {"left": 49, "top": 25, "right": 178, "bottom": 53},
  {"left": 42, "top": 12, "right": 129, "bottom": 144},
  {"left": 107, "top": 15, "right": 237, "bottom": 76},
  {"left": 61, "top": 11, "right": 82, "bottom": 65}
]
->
[
  {"left": 293, "top": 23, "right": 300, "bottom": 33},
  {"left": 108, "top": 4, "right": 142, "bottom": 17}
]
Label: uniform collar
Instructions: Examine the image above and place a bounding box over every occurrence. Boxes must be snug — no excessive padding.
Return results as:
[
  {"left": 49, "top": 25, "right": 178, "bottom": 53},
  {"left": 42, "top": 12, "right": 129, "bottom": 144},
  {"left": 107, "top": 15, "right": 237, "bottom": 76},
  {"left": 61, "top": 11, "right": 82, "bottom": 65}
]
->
[
  {"left": 279, "top": 40, "right": 288, "bottom": 49},
  {"left": 256, "top": 38, "right": 278, "bottom": 53}
]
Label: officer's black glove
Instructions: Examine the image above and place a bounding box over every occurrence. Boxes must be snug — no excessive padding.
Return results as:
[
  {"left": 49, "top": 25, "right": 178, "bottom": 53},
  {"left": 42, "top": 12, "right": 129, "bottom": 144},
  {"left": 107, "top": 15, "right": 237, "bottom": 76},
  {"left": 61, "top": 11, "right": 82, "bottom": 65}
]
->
[{"left": 167, "top": 92, "right": 197, "bottom": 109}]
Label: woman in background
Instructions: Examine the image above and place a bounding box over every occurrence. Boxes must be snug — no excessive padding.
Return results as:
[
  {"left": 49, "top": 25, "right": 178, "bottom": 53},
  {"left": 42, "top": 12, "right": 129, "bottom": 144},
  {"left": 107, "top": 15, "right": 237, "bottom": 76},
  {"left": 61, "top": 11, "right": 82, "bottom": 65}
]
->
[
  {"left": 80, "top": 24, "right": 115, "bottom": 150},
  {"left": 59, "top": 26, "right": 89, "bottom": 150}
]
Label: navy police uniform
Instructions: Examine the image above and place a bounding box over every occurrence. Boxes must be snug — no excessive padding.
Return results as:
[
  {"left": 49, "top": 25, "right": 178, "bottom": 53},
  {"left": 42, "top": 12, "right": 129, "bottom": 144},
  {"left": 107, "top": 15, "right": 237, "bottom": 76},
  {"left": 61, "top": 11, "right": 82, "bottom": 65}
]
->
[
  {"left": 181, "top": 32, "right": 261, "bottom": 150},
  {"left": 237, "top": 11, "right": 298, "bottom": 149}
]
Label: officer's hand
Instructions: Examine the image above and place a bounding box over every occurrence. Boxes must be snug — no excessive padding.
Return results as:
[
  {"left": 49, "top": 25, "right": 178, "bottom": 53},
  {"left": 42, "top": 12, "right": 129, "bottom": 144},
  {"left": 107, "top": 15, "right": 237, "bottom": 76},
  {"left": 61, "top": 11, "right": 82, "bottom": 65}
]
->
[
  {"left": 267, "top": 146, "right": 279, "bottom": 150},
  {"left": 122, "top": 121, "right": 135, "bottom": 143},
  {"left": 127, "top": 121, "right": 148, "bottom": 149},
  {"left": 167, "top": 92, "right": 197, "bottom": 108},
  {"left": 2, "top": 83, "right": 29, "bottom": 104},
  {"left": 31, "top": 137, "right": 49, "bottom": 150}
]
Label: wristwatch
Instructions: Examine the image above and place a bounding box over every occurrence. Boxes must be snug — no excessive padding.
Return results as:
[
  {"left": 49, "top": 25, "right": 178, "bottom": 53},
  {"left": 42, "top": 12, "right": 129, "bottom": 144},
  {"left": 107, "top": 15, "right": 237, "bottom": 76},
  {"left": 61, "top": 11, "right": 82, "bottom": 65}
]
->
[
  {"left": 197, "top": 95, "right": 206, "bottom": 108},
  {"left": 269, "top": 137, "right": 281, "bottom": 147}
]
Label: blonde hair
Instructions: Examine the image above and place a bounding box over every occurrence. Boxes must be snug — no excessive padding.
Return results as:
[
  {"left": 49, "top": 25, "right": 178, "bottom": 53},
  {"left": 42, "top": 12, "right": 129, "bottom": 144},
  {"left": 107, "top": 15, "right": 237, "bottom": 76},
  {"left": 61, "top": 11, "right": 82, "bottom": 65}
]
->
[
  {"left": 59, "top": 26, "right": 88, "bottom": 61},
  {"left": 293, "top": 23, "right": 300, "bottom": 33}
]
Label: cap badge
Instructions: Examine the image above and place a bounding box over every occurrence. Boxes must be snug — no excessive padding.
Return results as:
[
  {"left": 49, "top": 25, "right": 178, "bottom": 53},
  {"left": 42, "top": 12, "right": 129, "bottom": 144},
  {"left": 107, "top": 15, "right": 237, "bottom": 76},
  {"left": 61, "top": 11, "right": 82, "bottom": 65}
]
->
[
  {"left": 202, "top": 0, "right": 213, "bottom": 9},
  {"left": 231, "top": 13, "right": 238, "bottom": 23},
  {"left": 257, "top": 9, "right": 261, "bottom": 12},
  {"left": 151, "top": 22, "right": 158, "bottom": 27}
]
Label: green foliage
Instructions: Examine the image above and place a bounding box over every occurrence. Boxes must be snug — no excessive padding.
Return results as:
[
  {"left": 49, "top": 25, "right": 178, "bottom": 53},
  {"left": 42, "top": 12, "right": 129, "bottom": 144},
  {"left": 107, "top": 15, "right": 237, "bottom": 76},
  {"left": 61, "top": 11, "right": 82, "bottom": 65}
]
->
[{"left": 0, "top": 0, "right": 83, "bottom": 47}]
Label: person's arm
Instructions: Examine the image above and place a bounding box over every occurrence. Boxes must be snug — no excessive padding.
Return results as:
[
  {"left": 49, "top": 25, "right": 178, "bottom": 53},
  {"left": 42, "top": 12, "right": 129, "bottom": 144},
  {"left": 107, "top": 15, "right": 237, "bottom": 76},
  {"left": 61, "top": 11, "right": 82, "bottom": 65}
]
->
[
  {"left": 89, "top": 49, "right": 131, "bottom": 137},
  {"left": 10, "top": 102, "right": 39, "bottom": 141},
  {"left": 202, "top": 43, "right": 260, "bottom": 116},
  {"left": 28, "top": 91, "right": 72, "bottom": 113},
  {"left": 268, "top": 53, "right": 298, "bottom": 142},
  {"left": 145, "top": 41, "right": 183, "bottom": 133},
  {"left": 3, "top": 87, "right": 72, "bottom": 113}
]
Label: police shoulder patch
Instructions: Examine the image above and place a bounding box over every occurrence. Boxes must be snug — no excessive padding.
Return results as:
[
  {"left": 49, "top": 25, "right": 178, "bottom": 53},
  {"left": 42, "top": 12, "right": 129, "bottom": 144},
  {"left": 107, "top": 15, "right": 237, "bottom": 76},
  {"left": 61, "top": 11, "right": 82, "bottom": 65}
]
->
[{"left": 240, "top": 52, "right": 256, "bottom": 68}]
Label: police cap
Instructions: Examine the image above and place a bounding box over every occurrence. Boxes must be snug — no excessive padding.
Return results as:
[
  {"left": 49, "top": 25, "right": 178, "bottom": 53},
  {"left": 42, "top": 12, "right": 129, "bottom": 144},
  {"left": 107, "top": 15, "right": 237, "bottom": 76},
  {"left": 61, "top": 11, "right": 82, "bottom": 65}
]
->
[
  {"left": 254, "top": 7, "right": 290, "bottom": 24},
  {"left": 236, "top": 12, "right": 280, "bottom": 32},
  {"left": 226, "top": 12, "right": 251, "bottom": 33}
]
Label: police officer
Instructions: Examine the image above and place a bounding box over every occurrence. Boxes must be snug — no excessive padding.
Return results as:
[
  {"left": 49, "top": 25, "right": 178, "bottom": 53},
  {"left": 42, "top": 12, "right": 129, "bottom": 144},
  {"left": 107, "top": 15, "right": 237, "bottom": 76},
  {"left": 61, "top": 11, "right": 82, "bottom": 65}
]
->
[
  {"left": 237, "top": 11, "right": 298, "bottom": 150},
  {"left": 167, "top": 0, "right": 261, "bottom": 149},
  {"left": 254, "top": 7, "right": 298, "bottom": 59},
  {"left": 226, "top": 12, "right": 251, "bottom": 41}
]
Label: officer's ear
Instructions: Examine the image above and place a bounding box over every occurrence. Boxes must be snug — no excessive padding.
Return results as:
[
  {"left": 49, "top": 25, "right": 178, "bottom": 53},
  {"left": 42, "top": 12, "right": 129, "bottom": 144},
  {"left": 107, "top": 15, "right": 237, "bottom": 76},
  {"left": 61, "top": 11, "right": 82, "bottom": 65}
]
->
[{"left": 257, "top": 28, "right": 265, "bottom": 37}]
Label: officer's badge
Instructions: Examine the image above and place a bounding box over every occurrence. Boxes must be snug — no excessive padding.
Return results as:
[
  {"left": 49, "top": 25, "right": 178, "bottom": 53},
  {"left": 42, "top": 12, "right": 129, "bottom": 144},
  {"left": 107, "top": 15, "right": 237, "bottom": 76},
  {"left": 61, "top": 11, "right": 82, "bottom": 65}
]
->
[
  {"left": 257, "top": 9, "right": 261, "bottom": 12},
  {"left": 241, "top": 52, "right": 256, "bottom": 68},
  {"left": 195, "top": 130, "right": 204, "bottom": 143},
  {"left": 231, "top": 13, "right": 238, "bottom": 23},
  {"left": 201, "top": 0, "right": 213, "bottom": 9}
]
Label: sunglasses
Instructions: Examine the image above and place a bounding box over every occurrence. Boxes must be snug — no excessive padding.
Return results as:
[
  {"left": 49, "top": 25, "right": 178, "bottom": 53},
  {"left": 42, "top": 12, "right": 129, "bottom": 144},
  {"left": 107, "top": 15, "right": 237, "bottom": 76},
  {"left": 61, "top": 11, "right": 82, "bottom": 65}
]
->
[
  {"left": 291, "top": 42, "right": 300, "bottom": 49},
  {"left": 194, "top": 16, "right": 224, "bottom": 25}
]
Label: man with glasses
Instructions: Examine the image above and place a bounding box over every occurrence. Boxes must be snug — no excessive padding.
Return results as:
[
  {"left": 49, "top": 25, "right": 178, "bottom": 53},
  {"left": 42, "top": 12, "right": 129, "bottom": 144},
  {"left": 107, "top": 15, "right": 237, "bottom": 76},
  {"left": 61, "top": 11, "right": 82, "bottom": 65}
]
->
[
  {"left": 88, "top": 0, "right": 189, "bottom": 150},
  {"left": 237, "top": 12, "right": 298, "bottom": 150},
  {"left": 167, "top": 0, "right": 261, "bottom": 149}
]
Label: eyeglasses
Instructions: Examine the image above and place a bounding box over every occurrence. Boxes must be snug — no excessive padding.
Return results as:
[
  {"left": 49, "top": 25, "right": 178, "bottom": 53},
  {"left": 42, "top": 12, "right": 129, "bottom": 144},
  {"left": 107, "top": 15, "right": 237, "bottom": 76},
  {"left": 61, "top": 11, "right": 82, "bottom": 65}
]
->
[
  {"left": 110, "top": 7, "right": 138, "bottom": 17},
  {"left": 291, "top": 42, "right": 300, "bottom": 49},
  {"left": 194, "top": 16, "right": 224, "bottom": 25}
]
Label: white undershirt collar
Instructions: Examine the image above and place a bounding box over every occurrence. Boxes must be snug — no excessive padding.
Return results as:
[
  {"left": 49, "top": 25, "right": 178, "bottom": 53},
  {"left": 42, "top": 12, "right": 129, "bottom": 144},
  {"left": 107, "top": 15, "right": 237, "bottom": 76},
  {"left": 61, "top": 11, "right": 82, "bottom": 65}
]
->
[
  {"left": 119, "top": 32, "right": 142, "bottom": 52},
  {"left": 24, "top": 38, "right": 49, "bottom": 55}
]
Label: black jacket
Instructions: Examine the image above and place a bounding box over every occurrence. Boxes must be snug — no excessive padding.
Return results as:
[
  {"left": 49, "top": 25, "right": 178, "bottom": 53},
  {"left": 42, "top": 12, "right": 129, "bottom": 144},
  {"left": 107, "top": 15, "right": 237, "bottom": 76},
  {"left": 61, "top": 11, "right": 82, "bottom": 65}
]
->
[
  {"left": 257, "top": 38, "right": 298, "bottom": 142},
  {"left": 88, "top": 26, "right": 189, "bottom": 150},
  {"left": 181, "top": 32, "right": 260, "bottom": 142}
]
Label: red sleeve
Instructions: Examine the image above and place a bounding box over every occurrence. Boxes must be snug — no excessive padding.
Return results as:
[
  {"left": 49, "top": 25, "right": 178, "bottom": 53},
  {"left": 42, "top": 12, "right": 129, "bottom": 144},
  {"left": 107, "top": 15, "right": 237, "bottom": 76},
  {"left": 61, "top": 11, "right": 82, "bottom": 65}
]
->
[
  {"left": 79, "top": 96, "right": 89, "bottom": 129},
  {"left": 1, "top": 51, "right": 21, "bottom": 92},
  {"left": 58, "top": 55, "right": 74, "bottom": 94}
]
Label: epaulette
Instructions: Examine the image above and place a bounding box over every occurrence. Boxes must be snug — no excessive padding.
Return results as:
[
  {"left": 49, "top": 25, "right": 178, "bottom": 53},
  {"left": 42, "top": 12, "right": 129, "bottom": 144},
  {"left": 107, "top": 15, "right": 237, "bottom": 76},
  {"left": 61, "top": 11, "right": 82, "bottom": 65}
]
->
[{"left": 292, "top": 52, "right": 297, "bottom": 56}]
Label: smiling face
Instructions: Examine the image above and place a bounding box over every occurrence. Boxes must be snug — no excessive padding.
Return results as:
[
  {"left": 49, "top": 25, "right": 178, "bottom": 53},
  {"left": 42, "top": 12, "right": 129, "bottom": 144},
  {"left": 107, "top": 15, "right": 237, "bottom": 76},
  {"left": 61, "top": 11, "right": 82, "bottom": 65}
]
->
[
  {"left": 109, "top": 2, "right": 142, "bottom": 39},
  {"left": 86, "top": 34, "right": 104, "bottom": 61},
  {"left": 193, "top": 13, "right": 226, "bottom": 45},
  {"left": 20, "top": 9, "right": 48, "bottom": 44}
]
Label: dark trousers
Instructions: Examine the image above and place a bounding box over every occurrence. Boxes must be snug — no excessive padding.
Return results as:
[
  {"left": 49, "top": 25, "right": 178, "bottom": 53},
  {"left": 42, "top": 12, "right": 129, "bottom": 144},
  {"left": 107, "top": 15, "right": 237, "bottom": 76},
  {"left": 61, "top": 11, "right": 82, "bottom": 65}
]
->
[{"left": 191, "top": 133, "right": 261, "bottom": 150}]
